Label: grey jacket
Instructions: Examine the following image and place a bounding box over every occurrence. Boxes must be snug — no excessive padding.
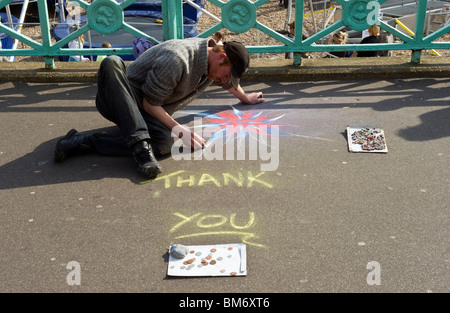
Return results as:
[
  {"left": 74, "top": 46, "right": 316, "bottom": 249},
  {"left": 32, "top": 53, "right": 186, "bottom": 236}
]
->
[{"left": 126, "top": 38, "right": 215, "bottom": 116}]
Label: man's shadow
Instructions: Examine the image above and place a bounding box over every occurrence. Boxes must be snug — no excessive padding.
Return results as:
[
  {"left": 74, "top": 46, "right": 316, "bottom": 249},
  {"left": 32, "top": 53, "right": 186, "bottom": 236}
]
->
[{"left": 0, "top": 126, "right": 152, "bottom": 191}]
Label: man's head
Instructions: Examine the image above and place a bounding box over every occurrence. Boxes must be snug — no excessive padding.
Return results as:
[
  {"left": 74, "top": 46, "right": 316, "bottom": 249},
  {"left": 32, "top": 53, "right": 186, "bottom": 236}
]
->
[{"left": 208, "top": 41, "right": 249, "bottom": 89}]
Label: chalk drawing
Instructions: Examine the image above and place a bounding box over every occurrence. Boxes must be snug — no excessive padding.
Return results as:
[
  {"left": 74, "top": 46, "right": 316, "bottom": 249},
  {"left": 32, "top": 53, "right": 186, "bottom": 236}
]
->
[
  {"left": 171, "top": 107, "right": 332, "bottom": 172},
  {"left": 197, "top": 106, "right": 284, "bottom": 143},
  {"left": 170, "top": 212, "right": 266, "bottom": 248},
  {"left": 141, "top": 170, "right": 273, "bottom": 189},
  {"left": 196, "top": 106, "right": 333, "bottom": 143}
]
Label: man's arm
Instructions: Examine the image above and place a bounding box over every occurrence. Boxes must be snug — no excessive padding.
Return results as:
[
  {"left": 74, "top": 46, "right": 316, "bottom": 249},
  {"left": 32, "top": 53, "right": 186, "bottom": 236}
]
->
[
  {"left": 142, "top": 98, "right": 204, "bottom": 149},
  {"left": 227, "top": 84, "right": 265, "bottom": 104}
]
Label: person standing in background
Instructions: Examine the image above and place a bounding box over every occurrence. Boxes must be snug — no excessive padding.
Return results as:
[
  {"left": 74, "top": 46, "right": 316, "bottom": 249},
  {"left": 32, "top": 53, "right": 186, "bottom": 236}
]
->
[
  {"left": 324, "top": 31, "right": 351, "bottom": 58},
  {"left": 68, "top": 34, "right": 90, "bottom": 62},
  {"left": 357, "top": 25, "right": 381, "bottom": 57},
  {"left": 213, "top": 31, "right": 224, "bottom": 45},
  {"left": 96, "top": 42, "right": 112, "bottom": 62}
]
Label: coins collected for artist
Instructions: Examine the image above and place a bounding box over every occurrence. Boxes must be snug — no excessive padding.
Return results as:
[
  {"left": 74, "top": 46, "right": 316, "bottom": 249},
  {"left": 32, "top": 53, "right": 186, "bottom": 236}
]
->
[
  {"left": 183, "top": 258, "right": 195, "bottom": 265},
  {"left": 170, "top": 245, "right": 244, "bottom": 276},
  {"left": 351, "top": 128, "right": 386, "bottom": 151}
]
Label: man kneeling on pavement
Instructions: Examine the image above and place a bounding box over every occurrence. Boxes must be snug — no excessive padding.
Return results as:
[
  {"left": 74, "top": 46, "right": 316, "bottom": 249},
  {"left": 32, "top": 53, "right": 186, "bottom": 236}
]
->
[{"left": 54, "top": 38, "right": 265, "bottom": 179}]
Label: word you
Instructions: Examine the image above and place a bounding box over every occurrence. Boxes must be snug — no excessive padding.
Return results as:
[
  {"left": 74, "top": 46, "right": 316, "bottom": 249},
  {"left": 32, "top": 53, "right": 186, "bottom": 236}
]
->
[
  {"left": 141, "top": 170, "right": 273, "bottom": 189},
  {"left": 170, "top": 211, "right": 266, "bottom": 248}
]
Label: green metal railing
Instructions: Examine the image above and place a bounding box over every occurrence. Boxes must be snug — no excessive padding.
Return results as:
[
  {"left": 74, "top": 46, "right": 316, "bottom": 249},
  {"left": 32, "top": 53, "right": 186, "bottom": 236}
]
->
[{"left": 0, "top": 0, "right": 449, "bottom": 68}]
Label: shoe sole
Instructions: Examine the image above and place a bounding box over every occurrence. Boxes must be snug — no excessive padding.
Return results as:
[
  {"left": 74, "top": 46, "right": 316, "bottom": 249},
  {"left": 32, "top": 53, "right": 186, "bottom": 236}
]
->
[
  {"left": 138, "top": 163, "right": 162, "bottom": 179},
  {"left": 54, "top": 129, "right": 77, "bottom": 162}
]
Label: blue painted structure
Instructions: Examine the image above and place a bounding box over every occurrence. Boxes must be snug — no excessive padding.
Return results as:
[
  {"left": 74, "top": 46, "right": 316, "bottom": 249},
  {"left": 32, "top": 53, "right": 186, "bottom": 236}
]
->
[{"left": 0, "top": 12, "right": 18, "bottom": 50}]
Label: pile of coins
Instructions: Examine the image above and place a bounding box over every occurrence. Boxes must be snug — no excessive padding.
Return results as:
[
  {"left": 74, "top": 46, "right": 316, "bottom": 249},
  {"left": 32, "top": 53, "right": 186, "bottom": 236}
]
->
[
  {"left": 351, "top": 128, "right": 386, "bottom": 151},
  {"left": 175, "top": 247, "right": 236, "bottom": 275}
]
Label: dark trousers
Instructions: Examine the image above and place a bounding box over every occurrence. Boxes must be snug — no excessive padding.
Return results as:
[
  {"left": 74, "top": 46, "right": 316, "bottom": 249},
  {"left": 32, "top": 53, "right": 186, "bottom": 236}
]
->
[{"left": 88, "top": 55, "right": 173, "bottom": 157}]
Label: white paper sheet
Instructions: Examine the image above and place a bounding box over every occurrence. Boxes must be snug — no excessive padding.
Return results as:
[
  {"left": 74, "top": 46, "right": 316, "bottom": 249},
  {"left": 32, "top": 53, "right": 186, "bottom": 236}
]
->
[{"left": 167, "top": 243, "right": 247, "bottom": 277}]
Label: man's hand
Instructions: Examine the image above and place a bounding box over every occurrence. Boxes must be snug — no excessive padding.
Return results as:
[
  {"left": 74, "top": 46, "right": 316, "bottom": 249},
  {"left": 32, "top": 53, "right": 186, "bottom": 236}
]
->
[
  {"left": 227, "top": 85, "right": 265, "bottom": 105},
  {"left": 175, "top": 125, "right": 205, "bottom": 150},
  {"left": 245, "top": 92, "right": 265, "bottom": 104},
  {"left": 142, "top": 98, "right": 205, "bottom": 150}
]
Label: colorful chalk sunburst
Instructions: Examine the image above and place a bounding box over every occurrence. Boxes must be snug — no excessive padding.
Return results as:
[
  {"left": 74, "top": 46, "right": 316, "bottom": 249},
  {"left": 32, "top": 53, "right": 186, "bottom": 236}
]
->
[{"left": 196, "top": 106, "right": 285, "bottom": 146}]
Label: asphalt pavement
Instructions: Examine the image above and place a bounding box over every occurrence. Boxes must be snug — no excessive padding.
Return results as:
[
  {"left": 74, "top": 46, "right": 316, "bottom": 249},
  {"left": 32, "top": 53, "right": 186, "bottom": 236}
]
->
[{"left": 0, "top": 74, "right": 449, "bottom": 294}]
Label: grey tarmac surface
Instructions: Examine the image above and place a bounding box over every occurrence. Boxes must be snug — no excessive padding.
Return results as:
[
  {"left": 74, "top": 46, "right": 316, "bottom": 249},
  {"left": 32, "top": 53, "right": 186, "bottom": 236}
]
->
[{"left": 0, "top": 78, "right": 449, "bottom": 293}]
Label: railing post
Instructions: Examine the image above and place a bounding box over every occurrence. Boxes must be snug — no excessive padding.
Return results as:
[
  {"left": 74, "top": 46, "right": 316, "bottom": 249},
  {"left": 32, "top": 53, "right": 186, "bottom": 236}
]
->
[
  {"left": 161, "top": 0, "right": 184, "bottom": 40},
  {"left": 37, "top": 0, "right": 54, "bottom": 68},
  {"left": 410, "top": 0, "right": 427, "bottom": 63},
  {"left": 411, "top": 50, "right": 422, "bottom": 64},
  {"left": 293, "top": 0, "right": 305, "bottom": 66}
]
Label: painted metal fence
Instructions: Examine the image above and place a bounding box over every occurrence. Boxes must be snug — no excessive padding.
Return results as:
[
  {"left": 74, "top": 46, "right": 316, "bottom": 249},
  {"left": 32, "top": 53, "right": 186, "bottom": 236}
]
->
[{"left": 0, "top": 0, "right": 449, "bottom": 68}]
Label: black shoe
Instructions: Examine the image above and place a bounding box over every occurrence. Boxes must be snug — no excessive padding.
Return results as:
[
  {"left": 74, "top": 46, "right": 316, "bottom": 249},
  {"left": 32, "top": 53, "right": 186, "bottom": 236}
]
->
[
  {"left": 132, "top": 141, "right": 162, "bottom": 179},
  {"left": 54, "top": 129, "right": 93, "bottom": 162}
]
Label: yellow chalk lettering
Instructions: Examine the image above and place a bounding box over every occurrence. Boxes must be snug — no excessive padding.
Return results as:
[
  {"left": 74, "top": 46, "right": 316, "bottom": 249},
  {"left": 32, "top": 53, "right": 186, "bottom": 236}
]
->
[
  {"left": 230, "top": 212, "right": 255, "bottom": 229},
  {"left": 169, "top": 213, "right": 201, "bottom": 233},
  {"left": 175, "top": 231, "right": 267, "bottom": 249},
  {"left": 247, "top": 171, "right": 273, "bottom": 188},
  {"left": 176, "top": 175, "right": 195, "bottom": 187},
  {"left": 141, "top": 170, "right": 185, "bottom": 187},
  {"left": 197, "top": 215, "right": 227, "bottom": 228},
  {"left": 144, "top": 170, "right": 274, "bottom": 189},
  {"left": 197, "top": 173, "right": 221, "bottom": 187},
  {"left": 223, "top": 172, "right": 244, "bottom": 187}
]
